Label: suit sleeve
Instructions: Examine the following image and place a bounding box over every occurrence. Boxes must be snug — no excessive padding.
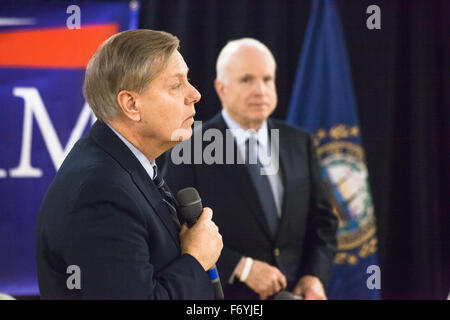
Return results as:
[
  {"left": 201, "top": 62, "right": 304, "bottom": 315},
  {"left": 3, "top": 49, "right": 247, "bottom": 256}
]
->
[
  {"left": 300, "top": 134, "right": 338, "bottom": 287},
  {"left": 61, "top": 181, "right": 213, "bottom": 300}
]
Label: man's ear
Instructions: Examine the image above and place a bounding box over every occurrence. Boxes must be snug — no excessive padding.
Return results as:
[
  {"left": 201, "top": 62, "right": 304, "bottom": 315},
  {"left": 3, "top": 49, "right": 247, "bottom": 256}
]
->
[
  {"left": 117, "top": 90, "right": 141, "bottom": 122},
  {"left": 214, "top": 79, "right": 225, "bottom": 101}
]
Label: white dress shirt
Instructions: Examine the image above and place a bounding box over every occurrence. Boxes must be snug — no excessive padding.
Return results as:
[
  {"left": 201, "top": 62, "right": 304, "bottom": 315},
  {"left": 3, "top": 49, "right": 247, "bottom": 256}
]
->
[
  {"left": 106, "top": 123, "right": 156, "bottom": 180},
  {"left": 221, "top": 109, "right": 284, "bottom": 216}
]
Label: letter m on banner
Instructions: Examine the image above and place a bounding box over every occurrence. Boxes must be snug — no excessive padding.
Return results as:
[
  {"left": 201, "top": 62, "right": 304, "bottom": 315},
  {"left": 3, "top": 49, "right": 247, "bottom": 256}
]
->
[{"left": 8, "top": 87, "right": 95, "bottom": 178}]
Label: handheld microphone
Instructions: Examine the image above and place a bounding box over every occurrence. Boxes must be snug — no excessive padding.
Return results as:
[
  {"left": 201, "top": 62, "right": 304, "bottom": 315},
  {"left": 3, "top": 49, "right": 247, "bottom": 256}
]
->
[
  {"left": 176, "top": 187, "right": 224, "bottom": 300},
  {"left": 274, "top": 290, "right": 304, "bottom": 300}
]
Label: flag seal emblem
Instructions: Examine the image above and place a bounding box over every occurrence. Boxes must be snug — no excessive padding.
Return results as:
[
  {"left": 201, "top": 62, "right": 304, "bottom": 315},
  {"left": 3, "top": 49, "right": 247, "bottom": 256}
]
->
[{"left": 315, "top": 125, "right": 377, "bottom": 256}]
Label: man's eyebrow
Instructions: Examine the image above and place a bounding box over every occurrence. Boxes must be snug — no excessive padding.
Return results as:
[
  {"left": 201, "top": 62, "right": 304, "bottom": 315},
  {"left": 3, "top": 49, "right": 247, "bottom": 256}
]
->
[
  {"left": 172, "top": 69, "right": 189, "bottom": 79},
  {"left": 177, "top": 66, "right": 189, "bottom": 75}
]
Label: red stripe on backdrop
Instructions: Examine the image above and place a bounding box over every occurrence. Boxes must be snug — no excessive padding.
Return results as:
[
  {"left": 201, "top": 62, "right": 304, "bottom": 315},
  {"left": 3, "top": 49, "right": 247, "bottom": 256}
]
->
[{"left": 0, "top": 23, "right": 118, "bottom": 68}]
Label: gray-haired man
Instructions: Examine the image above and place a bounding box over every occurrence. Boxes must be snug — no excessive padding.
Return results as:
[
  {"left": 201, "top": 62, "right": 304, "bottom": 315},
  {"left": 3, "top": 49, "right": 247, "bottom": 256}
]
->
[{"left": 36, "top": 29, "right": 223, "bottom": 299}]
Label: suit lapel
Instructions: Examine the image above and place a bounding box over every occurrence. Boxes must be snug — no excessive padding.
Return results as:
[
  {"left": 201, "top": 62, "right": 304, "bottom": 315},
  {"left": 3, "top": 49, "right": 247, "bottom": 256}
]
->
[
  {"left": 268, "top": 119, "right": 296, "bottom": 242},
  {"left": 208, "top": 114, "right": 275, "bottom": 241},
  {"left": 89, "top": 121, "right": 180, "bottom": 249}
]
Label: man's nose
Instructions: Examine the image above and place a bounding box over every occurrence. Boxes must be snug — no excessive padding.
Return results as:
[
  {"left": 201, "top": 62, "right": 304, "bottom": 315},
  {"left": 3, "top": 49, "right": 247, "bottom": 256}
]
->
[
  {"left": 252, "top": 79, "right": 266, "bottom": 95},
  {"left": 186, "top": 82, "right": 201, "bottom": 104}
]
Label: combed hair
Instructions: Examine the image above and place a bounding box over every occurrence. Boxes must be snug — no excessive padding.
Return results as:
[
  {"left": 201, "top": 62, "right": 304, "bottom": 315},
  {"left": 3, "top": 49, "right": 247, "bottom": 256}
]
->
[
  {"left": 215, "top": 38, "right": 276, "bottom": 81},
  {"left": 83, "top": 29, "right": 179, "bottom": 121}
]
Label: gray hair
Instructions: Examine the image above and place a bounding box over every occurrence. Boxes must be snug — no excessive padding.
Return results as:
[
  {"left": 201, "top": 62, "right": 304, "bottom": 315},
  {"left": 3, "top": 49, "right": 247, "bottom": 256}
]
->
[
  {"left": 83, "top": 29, "right": 179, "bottom": 121},
  {"left": 215, "top": 38, "right": 276, "bottom": 82}
]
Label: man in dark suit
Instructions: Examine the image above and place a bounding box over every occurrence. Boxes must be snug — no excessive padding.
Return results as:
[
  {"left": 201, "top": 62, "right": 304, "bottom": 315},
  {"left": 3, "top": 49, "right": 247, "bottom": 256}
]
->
[
  {"left": 164, "top": 38, "right": 337, "bottom": 300},
  {"left": 36, "top": 29, "right": 223, "bottom": 299}
]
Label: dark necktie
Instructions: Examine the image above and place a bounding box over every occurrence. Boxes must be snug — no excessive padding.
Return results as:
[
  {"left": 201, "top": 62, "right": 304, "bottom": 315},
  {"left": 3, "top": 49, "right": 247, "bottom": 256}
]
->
[
  {"left": 153, "top": 166, "right": 181, "bottom": 230},
  {"left": 245, "top": 135, "right": 279, "bottom": 237}
]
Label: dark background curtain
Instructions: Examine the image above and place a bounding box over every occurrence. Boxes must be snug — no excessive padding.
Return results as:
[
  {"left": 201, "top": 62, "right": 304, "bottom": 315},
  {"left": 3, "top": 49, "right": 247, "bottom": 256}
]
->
[{"left": 139, "top": 0, "right": 449, "bottom": 299}]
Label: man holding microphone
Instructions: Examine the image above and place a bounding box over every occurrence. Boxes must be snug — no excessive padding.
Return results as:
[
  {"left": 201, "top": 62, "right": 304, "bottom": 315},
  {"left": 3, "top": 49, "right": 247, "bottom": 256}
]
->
[{"left": 36, "top": 29, "right": 223, "bottom": 299}]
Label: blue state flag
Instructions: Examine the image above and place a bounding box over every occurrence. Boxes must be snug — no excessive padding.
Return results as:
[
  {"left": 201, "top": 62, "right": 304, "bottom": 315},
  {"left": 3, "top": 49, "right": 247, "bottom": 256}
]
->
[{"left": 286, "top": 0, "right": 380, "bottom": 299}]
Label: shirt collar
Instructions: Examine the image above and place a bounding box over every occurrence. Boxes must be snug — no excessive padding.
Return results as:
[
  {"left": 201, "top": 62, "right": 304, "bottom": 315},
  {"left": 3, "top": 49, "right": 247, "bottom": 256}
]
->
[
  {"left": 106, "top": 123, "right": 156, "bottom": 180},
  {"left": 221, "top": 109, "right": 268, "bottom": 148}
]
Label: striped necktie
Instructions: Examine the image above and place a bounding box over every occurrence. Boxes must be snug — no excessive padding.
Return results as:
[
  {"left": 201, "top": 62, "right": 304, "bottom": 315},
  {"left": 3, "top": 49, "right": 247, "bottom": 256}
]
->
[
  {"left": 153, "top": 166, "right": 181, "bottom": 230},
  {"left": 245, "top": 135, "right": 279, "bottom": 237}
]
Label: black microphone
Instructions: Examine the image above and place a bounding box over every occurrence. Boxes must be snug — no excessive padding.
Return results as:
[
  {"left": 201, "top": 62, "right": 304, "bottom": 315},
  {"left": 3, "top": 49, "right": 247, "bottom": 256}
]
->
[{"left": 176, "top": 187, "right": 224, "bottom": 300}]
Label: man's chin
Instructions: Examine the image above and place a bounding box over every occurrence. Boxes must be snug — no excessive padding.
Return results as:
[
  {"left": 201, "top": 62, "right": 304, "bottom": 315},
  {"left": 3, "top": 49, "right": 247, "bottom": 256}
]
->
[{"left": 249, "top": 110, "right": 272, "bottom": 121}]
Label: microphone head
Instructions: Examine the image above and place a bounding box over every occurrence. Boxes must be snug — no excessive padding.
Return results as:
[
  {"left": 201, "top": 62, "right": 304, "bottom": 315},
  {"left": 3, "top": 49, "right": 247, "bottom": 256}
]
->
[
  {"left": 176, "top": 187, "right": 203, "bottom": 227},
  {"left": 274, "top": 291, "right": 304, "bottom": 300}
]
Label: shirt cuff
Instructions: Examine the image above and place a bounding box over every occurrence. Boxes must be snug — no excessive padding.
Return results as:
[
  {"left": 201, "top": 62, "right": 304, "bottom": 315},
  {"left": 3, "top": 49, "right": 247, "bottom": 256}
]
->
[{"left": 228, "top": 256, "right": 245, "bottom": 284}]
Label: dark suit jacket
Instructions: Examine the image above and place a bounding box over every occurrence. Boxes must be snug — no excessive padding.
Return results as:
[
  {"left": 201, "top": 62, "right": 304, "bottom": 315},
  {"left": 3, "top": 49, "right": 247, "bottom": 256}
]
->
[
  {"left": 163, "top": 113, "right": 338, "bottom": 299},
  {"left": 36, "top": 120, "right": 214, "bottom": 299}
]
